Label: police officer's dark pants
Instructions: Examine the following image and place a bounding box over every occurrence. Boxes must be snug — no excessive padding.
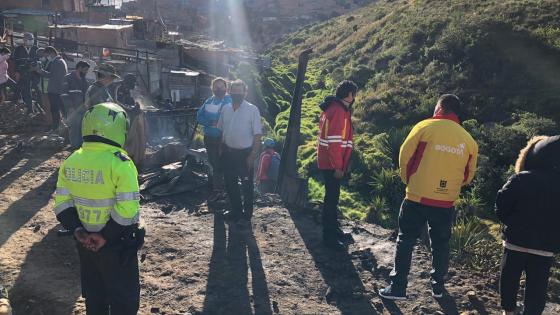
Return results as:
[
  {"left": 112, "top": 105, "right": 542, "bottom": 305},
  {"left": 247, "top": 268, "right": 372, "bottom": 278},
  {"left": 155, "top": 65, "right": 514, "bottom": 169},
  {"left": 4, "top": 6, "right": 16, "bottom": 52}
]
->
[
  {"left": 48, "top": 93, "right": 63, "bottom": 130},
  {"left": 222, "top": 146, "right": 254, "bottom": 218},
  {"left": 17, "top": 76, "right": 33, "bottom": 112},
  {"left": 77, "top": 244, "right": 140, "bottom": 315},
  {"left": 322, "top": 170, "right": 341, "bottom": 240},
  {"left": 500, "top": 248, "right": 553, "bottom": 315},
  {"left": 389, "top": 199, "right": 454, "bottom": 289},
  {"left": 204, "top": 135, "right": 223, "bottom": 190}
]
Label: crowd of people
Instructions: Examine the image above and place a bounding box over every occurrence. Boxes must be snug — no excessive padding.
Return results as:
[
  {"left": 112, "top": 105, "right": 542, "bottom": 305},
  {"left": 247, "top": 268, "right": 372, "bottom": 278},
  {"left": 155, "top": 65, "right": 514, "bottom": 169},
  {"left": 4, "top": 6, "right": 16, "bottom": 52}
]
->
[
  {"left": 1, "top": 33, "right": 555, "bottom": 315},
  {"left": 196, "top": 77, "right": 558, "bottom": 314},
  {"left": 48, "top": 75, "right": 559, "bottom": 315},
  {"left": 0, "top": 33, "right": 139, "bottom": 144}
]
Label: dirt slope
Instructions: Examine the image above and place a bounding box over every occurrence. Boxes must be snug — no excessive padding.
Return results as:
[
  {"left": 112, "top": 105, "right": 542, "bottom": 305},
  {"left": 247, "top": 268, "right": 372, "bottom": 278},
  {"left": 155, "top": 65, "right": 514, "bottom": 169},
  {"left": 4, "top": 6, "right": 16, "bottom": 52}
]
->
[{"left": 1, "top": 135, "right": 559, "bottom": 315}]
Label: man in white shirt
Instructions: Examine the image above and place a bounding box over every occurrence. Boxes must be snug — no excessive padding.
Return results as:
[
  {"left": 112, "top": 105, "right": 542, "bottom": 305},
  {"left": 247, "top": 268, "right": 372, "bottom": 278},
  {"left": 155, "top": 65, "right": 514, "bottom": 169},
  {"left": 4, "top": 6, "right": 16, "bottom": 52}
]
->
[{"left": 218, "top": 79, "right": 262, "bottom": 222}]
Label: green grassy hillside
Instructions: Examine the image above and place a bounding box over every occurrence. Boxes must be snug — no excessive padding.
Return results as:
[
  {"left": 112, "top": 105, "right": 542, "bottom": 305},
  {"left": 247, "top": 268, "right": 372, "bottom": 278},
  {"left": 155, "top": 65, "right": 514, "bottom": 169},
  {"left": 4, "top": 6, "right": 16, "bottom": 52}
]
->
[{"left": 258, "top": 0, "right": 560, "bottom": 225}]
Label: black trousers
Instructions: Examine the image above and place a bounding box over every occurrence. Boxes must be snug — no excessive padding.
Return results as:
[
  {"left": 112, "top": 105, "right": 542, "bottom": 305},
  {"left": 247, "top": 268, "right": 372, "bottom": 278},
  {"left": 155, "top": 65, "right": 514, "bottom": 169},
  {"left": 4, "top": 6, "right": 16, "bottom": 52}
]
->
[
  {"left": 389, "top": 199, "right": 454, "bottom": 289},
  {"left": 204, "top": 135, "right": 223, "bottom": 190},
  {"left": 222, "top": 146, "right": 254, "bottom": 218},
  {"left": 500, "top": 248, "right": 553, "bottom": 314},
  {"left": 322, "top": 170, "right": 341, "bottom": 238},
  {"left": 77, "top": 244, "right": 140, "bottom": 315},
  {"left": 48, "top": 93, "right": 63, "bottom": 130},
  {"left": 18, "top": 76, "right": 33, "bottom": 112}
]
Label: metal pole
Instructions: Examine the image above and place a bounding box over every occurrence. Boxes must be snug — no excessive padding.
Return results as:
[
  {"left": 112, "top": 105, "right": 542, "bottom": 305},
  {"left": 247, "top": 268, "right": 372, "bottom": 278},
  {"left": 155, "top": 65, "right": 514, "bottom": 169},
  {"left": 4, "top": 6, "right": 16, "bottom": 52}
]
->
[
  {"left": 145, "top": 51, "right": 150, "bottom": 94},
  {"left": 136, "top": 50, "right": 139, "bottom": 72}
]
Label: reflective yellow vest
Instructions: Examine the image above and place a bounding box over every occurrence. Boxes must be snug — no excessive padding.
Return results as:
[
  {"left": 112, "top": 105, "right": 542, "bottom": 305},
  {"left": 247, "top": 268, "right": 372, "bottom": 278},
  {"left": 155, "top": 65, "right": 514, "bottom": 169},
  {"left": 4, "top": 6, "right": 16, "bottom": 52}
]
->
[{"left": 54, "top": 142, "right": 140, "bottom": 232}]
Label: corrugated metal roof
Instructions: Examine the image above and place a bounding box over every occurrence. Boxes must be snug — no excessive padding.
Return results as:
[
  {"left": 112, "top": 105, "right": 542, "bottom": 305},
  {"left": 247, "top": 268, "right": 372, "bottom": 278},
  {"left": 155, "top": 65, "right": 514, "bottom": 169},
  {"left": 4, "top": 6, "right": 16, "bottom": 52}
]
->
[{"left": 49, "top": 24, "right": 133, "bottom": 30}]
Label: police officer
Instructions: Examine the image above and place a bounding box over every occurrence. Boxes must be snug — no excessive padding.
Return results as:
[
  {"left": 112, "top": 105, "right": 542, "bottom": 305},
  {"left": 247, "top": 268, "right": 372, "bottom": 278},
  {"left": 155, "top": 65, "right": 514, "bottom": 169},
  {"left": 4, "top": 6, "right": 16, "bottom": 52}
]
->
[{"left": 53, "top": 102, "right": 144, "bottom": 315}]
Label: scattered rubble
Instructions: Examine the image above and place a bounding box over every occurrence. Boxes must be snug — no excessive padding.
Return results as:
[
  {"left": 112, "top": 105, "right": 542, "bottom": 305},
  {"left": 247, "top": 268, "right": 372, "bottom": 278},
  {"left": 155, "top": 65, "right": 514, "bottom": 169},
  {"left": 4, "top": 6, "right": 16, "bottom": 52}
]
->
[
  {"left": 26, "top": 135, "right": 66, "bottom": 150},
  {"left": 0, "top": 102, "right": 49, "bottom": 134},
  {"left": 140, "top": 144, "right": 211, "bottom": 200}
]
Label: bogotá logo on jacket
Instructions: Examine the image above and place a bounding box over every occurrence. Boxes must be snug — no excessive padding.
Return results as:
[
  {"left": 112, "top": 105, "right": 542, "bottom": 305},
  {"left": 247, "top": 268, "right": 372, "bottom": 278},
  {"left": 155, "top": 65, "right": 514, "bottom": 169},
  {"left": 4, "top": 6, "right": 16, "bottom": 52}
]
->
[{"left": 434, "top": 143, "right": 465, "bottom": 156}]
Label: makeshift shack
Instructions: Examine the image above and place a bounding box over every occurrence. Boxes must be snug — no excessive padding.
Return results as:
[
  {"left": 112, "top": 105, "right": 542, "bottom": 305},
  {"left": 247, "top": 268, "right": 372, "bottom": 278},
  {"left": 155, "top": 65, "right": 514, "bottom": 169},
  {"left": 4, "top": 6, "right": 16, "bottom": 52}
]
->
[
  {"left": 1, "top": 9, "right": 53, "bottom": 34},
  {"left": 160, "top": 68, "right": 213, "bottom": 107},
  {"left": 49, "top": 24, "right": 133, "bottom": 49}
]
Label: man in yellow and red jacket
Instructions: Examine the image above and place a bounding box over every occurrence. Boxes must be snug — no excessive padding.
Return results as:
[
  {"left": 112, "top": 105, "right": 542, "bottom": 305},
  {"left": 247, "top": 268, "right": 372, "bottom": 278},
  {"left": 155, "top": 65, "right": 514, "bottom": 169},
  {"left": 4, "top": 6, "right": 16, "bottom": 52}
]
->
[
  {"left": 317, "top": 80, "right": 357, "bottom": 250},
  {"left": 380, "top": 94, "right": 478, "bottom": 300}
]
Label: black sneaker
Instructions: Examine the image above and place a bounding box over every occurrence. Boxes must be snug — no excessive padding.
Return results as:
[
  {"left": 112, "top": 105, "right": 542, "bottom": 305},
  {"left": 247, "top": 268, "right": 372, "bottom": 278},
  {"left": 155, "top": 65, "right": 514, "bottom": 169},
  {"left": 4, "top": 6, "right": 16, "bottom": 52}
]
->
[
  {"left": 379, "top": 285, "right": 407, "bottom": 300},
  {"left": 335, "top": 228, "right": 354, "bottom": 244},
  {"left": 431, "top": 284, "right": 444, "bottom": 298}
]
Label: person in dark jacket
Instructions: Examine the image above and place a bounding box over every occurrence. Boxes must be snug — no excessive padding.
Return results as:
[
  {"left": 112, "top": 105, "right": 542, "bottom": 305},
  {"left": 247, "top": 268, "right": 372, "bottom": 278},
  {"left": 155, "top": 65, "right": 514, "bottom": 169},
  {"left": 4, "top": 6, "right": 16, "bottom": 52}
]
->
[
  {"left": 85, "top": 64, "right": 119, "bottom": 108},
  {"left": 66, "top": 60, "right": 90, "bottom": 102},
  {"left": 13, "top": 33, "right": 38, "bottom": 114},
  {"left": 115, "top": 74, "right": 137, "bottom": 109},
  {"left": 34, "top": 46, "right": 68, "bottom": 131},
  {"left": 496, "top": 135, "right": 560, "bottom": 315},
  {"left": 316, "top": 80, "right": 357, "bottom": 250},
  {"left": 66, "top": 61, "right": 90, "bottom": 149}
]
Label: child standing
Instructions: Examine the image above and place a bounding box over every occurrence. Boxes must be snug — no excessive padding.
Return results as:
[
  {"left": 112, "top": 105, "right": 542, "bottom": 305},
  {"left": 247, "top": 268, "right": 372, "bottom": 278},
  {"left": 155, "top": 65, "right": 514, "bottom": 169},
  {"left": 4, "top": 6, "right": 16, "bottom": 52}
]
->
[
  {"left": 256, "top": 138, "right": 280, "bottom": 193},
  {"left": 496, "top": 135, "right": 560, "bottom": 315}
]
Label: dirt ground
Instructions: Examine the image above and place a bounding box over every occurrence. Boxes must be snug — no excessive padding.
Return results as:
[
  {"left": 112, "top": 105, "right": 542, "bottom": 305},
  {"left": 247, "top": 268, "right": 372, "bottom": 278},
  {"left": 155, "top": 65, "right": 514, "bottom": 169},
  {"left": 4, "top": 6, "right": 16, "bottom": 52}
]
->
[{"left": 1, "top": 133, "right": 560, "bottom": 315}]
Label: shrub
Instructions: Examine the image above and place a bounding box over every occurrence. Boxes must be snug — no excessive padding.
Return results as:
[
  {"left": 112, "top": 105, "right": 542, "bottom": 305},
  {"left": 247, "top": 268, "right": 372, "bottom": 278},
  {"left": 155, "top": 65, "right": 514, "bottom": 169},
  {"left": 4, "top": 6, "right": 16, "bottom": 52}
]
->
[{"left": 450, "top": 216, "right": 501, "bottom": 270}]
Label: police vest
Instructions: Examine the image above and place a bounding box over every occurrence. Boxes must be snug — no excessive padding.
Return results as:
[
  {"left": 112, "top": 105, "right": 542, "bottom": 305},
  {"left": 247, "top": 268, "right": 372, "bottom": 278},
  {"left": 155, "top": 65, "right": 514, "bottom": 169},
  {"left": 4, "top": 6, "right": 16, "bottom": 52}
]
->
[{"left": 54, "top": 142, "right": 140, "bottom": 232}]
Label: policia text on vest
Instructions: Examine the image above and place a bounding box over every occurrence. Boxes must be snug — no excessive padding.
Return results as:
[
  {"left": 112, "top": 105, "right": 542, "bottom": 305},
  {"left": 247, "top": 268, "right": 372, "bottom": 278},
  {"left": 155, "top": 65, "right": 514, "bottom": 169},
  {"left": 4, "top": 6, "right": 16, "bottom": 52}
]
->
[{"left": 53, "top": 103, "right": 144, "bottom": 314}]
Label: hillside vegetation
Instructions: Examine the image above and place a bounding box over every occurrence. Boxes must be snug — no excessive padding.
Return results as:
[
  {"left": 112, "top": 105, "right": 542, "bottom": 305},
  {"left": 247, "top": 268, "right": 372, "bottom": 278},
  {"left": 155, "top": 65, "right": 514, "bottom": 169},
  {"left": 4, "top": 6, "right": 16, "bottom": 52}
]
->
[
  {"left": 257, "top": 0, "right": 560, "bottom": 218},
  {"left": 241, "top": 0, "right": 560, "bottom": 278}
]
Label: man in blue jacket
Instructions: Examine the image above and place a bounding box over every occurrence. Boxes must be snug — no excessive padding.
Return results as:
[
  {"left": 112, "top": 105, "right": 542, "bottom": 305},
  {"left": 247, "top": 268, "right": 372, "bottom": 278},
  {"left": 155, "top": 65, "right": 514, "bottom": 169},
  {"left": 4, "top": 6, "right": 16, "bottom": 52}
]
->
[{"left": 197, "top": 77, "right": 231, "bottom": 192}]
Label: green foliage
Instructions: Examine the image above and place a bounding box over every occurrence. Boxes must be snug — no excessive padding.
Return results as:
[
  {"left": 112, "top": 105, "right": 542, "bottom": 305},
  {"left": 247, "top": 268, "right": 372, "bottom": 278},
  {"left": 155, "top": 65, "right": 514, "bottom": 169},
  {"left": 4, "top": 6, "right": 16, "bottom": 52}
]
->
[
  {"left": 455, "top": 181, "right": 485, "bottom": 218},
  {"left": 511, "top": 112, "right": 558, "bottom": 138},
  {"left": 370, "top": 168, "right": 405, "bottom": 211},
  {"left": 450, "top": 216, "right": 501, "bottom": 270},
  {"left": 259, "top": 0, "right": 560, "bottom": 225},
  {"left": 366, "top": 196, "right": 397, "bottom": 228}
]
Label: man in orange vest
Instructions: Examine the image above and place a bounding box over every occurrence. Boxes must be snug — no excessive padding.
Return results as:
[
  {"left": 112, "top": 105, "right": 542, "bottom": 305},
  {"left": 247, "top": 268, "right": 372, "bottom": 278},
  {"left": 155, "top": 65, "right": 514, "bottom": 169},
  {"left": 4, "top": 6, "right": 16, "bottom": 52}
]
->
[{"left": 316, "top": 80, "right": 357, "bottom": 251}]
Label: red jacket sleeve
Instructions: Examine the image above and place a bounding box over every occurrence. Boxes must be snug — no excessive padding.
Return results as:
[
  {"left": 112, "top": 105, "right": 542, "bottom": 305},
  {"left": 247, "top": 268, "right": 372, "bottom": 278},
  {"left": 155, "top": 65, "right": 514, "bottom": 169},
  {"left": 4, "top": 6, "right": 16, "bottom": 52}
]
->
[{"left": 257, "top": 152, "right": 272, "bottom": 180}]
